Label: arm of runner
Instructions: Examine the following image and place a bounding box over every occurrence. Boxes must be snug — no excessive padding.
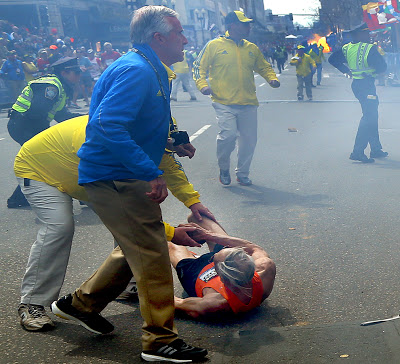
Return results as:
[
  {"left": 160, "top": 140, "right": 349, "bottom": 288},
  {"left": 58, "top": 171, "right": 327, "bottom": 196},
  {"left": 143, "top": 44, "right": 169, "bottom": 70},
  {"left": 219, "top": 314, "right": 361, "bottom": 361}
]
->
[{"left": 174, "top": 293, "right": 231, "bottom": 318}]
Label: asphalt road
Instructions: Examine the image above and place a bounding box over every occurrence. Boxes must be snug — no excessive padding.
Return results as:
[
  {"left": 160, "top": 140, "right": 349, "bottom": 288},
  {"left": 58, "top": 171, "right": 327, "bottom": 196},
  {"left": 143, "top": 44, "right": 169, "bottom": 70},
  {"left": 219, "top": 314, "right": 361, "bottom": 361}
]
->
[{"left": 1, "top": 61, "right": 400, "bottom": 363}]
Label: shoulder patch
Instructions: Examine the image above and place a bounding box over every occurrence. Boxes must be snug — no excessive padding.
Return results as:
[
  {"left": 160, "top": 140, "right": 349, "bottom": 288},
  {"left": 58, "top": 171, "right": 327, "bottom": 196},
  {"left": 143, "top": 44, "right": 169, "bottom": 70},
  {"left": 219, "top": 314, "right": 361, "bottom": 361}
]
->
[{"left": 45, "top": 86, "right": 58, "bottom": 100}]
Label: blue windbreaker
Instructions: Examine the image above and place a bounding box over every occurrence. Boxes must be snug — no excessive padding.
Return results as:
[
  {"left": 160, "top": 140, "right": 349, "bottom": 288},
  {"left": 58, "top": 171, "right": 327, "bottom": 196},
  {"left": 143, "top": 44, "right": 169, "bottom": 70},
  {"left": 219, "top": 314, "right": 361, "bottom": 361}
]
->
[{"left": 77, "top": 44, "right": 171, "bottom": 184}]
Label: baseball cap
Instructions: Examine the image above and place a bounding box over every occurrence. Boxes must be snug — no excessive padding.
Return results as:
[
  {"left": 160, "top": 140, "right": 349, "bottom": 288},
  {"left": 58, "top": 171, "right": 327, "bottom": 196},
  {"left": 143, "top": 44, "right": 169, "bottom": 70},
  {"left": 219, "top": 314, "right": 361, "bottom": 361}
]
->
[
  {"left": 51, "top": 57, "right": 81, "bottom": 73},
  {"left": 225, "top": 11, "right": 253, "bottom": 25}
]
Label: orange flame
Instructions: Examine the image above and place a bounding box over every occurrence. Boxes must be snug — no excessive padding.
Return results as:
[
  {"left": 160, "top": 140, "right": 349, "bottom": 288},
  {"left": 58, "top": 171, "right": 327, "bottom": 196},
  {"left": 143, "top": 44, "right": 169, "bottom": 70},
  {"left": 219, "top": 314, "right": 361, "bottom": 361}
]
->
[{"left": 308, "top": 34, "right": 331, "bottom": 53}]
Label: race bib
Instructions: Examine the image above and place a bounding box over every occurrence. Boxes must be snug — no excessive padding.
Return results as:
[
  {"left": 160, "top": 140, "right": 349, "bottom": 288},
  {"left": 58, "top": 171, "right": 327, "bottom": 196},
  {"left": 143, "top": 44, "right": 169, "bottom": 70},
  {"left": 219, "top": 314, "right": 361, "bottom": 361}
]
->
[{"left": 199, "top": 267, "right": 218, "bottom": 283}]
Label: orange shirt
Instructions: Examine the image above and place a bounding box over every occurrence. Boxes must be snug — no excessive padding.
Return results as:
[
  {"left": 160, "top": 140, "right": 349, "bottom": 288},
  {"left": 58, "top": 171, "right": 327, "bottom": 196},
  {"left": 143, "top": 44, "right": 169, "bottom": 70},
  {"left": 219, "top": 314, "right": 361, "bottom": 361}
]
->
[{"left": 194, "top": 262, "right": 264, "bottom": 314}]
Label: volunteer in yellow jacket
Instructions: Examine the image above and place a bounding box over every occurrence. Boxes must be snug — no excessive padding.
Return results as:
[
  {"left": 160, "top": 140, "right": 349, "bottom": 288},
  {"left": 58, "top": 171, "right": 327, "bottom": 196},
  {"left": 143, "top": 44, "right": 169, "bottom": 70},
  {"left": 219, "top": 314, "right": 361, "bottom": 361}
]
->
[
  {"left": 193, "top": 10, "right": 280, "bottom": 186},
  {"left": 170, "top": 49, "right": 197, "bottom": 101},
  {"left": 290, "top": 45, "right": 316, "bottom": 101},
  {"left": 15, "top": 115, "right": 215, "bottom": 332}
]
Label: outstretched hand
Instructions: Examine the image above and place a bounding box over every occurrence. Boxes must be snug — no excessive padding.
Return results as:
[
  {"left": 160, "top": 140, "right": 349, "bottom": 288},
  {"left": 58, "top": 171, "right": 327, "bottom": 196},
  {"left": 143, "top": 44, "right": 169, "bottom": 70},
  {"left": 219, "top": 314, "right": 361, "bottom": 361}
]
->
[{"left": 189, "top": 203, "right": 216, "bottom": 222}]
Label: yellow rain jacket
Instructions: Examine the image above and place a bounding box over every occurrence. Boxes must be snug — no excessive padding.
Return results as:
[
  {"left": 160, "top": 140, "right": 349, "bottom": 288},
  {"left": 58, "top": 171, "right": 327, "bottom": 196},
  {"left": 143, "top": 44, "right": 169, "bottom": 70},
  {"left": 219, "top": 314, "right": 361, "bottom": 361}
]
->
[
  {"left": 193, "top": 32, "right": 279, "bottom": 106},
  {"left": 172, "top": 50, "right": 191, "bottom": 74},
  {"left": 14, "top": 115, "right": 201, "bottom": 241},
  {"left": 290, "top": 53, "right": 316, "bottom": 77}
]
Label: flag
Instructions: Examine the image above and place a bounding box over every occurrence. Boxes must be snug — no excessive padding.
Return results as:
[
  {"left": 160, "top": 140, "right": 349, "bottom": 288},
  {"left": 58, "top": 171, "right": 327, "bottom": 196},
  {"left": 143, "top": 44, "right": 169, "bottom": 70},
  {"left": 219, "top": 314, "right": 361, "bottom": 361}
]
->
[{"left": 362, "top": 2, "right": 399, "bottom": 30}]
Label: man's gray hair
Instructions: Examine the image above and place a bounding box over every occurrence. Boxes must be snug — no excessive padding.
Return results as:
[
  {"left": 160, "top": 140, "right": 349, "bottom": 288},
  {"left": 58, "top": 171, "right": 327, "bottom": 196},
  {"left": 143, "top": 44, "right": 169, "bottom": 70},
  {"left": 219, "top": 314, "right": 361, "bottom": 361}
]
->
[
  {"left": 130, "top": 6, "right": 178, "bottom": 44},
  {"left": 215, "top": 248, "right": 255, "bottom": 288}
]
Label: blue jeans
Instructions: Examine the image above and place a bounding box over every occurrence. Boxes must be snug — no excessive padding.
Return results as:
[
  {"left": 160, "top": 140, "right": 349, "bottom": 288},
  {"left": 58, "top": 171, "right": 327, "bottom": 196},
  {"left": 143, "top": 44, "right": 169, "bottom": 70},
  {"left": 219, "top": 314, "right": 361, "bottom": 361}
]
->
[{"left": 351, "top": 78, "right": 382, "bottom": 153}]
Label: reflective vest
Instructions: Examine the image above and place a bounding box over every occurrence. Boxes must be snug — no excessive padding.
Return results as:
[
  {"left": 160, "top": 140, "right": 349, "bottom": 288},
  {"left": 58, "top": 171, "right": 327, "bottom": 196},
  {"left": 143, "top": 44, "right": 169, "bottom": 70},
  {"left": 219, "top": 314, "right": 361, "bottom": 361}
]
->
[
  {"left": 12, "top": 75, "right": 67, "bottom": 122},
  {"left": 342, "top": 42, "right": 375, "bottom": 79}
]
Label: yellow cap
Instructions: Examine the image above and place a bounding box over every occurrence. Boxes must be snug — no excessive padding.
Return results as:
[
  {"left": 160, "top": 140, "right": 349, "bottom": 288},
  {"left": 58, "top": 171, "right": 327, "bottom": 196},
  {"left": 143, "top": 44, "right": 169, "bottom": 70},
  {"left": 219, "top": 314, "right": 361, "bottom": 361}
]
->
[{"left": 225, "top": 11, "right": 253, "bottom": 24}]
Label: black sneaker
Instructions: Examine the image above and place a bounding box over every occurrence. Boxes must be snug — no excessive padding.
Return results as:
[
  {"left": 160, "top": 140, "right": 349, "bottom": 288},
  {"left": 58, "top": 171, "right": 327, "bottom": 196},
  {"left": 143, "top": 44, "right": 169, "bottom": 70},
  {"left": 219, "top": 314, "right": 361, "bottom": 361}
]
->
[
  {"left": 51, "top": 294, "right": 114, "bottom": 334},
  {"left": 349, "top": 152, "right": 375, "bottom": 163},
  {"left": 141, "top": 338, "right": 207, "bottom": 363},
  {"left": 219, "top": 170, "right": 231, "bottom": 185},
  {"left": 370, "top": 150, "right": 388, "bottom": 158},
  {"left": 297, "top": 96, "right": 303, "bottom": 101}
]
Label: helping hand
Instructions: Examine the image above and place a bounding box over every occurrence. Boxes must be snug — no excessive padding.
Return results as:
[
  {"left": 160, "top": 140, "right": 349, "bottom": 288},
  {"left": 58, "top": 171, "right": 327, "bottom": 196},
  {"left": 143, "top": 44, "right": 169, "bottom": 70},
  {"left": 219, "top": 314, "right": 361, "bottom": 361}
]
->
[
  {"left": 172, "top": 225, "right": 203, "bottom": 247},
  {"left": 146, "top": 176, "right": 168, "bottom": 203},
  {"left": 189, "top": 202, "right": 216, "bottom": 222}
]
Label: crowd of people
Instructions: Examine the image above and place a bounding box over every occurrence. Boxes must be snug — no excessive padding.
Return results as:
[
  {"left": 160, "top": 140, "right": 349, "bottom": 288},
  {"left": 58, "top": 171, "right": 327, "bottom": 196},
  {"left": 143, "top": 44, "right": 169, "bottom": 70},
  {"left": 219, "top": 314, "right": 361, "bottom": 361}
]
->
[
  {"left": 0, "top": 18, "right": 123, "bottom": 108},
  {"left": 3, "top": 5, "right": 390, "bottom": 364}
]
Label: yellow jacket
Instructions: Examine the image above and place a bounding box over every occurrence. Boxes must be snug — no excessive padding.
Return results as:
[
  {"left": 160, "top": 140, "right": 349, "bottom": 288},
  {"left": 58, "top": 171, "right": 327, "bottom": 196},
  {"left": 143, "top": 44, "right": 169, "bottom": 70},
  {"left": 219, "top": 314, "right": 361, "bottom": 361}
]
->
[
  {"left": 14, "top": 115, "right": 201, "bottom": 241},
  {"left": 193, "top": 32, "right": 279, "bottom": 106},
  {"left": 172, "top": 51, "right": 190, "bottom": 74},
  {"left": 290, "top": 53, "right": 316, "bottom": 77}
]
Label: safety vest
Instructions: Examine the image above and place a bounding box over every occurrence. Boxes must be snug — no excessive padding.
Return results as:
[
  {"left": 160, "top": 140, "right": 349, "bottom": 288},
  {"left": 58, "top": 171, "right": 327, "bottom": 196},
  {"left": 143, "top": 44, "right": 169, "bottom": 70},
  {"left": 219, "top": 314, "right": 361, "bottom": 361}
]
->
[
  {"left": 12, "top": 75, "right": 67, "bottom": 122},
  {"left": 342, "top": 42, "right": 375, "bottom": 79}
]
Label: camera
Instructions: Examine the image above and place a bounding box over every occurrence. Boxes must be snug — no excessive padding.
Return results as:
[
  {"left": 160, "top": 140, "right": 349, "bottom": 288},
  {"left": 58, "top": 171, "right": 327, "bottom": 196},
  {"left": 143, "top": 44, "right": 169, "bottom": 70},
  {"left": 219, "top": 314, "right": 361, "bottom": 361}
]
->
[{"left": 170, "top": 130, "right": 190, "bottom": 146}]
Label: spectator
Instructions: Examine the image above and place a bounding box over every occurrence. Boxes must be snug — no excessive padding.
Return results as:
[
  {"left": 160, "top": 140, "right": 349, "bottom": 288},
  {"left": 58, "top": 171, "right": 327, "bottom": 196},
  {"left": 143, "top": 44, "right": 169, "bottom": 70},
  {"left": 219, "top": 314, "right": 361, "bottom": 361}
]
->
[
  {"left": 71, "top": 49, "right": 92, "bottom": 107},
  {"left": 21, "top": 54, "right": 39, "bottom": 82},
  {"left": 0, "top": 37, "right": 8, "bottom": 67},
  {"left": 100, "top": 42, "right": 121, "bottom": 70},
  {"left": 0, "top": 50, "right": 26, "bottom": 101},
  {"left": 87, "top": 49, "right": 102, "bottom": 88},
  {"left": 48, "top": 45, "right": 61, "bottom": 64},
  {"left": 60, "top": 45, "right": 73, "bottom": 58},
  {"left": 36, "top": 49, "right": 50, "bottom": 76}
]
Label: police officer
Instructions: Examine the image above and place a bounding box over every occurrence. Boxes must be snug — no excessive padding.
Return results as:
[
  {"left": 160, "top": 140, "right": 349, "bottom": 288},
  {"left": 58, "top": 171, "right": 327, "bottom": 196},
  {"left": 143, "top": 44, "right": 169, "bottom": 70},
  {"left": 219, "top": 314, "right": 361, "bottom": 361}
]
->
[
  {"left": 329, "top": 23, "right": 387, "bottom": 163},
  {"left": 7, "top": 57, "right": 83, "bottom": 208}
]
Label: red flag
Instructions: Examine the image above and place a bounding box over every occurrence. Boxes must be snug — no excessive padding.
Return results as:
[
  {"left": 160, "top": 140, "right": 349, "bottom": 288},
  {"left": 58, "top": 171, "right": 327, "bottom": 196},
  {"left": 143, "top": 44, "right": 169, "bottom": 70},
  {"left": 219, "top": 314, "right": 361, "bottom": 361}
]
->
[{"left": 363, "top": 9, "right": 386, "bottom": 30}]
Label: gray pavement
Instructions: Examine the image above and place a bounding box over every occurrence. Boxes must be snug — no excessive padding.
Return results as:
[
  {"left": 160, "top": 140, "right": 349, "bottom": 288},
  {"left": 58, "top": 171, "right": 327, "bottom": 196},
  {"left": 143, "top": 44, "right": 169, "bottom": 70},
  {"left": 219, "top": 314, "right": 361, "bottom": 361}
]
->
[{"left": 1, "top": 61, "right": 400, "bottom": 363}]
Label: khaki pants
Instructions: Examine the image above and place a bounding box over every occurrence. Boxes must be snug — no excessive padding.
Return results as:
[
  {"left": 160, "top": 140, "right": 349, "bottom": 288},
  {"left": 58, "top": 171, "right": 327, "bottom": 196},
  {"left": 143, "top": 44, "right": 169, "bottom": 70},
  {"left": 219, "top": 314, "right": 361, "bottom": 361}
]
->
[
  {"left": 75, "top": 179, "right": 177, "bottom": 350},
  {"left": 213, "top": 103, "right": 258, "bottom": 178}
]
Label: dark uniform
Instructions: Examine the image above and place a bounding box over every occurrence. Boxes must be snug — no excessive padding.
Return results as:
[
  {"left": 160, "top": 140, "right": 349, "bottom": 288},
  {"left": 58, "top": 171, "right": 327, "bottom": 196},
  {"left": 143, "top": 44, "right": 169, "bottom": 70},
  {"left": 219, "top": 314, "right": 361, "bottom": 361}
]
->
[
  {"left": 7, "top": 57, "right": 82, "bottom": 208},
  {"left": 329, "top": 25, "right": 387, "bottom": 163}
]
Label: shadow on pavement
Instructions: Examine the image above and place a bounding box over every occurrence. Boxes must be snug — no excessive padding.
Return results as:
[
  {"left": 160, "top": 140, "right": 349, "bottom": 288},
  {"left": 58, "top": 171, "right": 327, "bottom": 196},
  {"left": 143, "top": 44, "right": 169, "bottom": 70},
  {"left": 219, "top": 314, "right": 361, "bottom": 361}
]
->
[
  {"left": 224, "top": 184, "right": 330, "bottom": 208},
  {"left": 44, "top": 300, "right": 292, "bottom": 363}
]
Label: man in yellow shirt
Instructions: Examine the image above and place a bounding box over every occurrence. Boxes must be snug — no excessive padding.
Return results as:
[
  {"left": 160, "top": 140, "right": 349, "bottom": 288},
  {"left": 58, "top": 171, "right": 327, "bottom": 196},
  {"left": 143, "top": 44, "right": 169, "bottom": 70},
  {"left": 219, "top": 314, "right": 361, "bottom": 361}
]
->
[
  {"left": 171, "top": 49, "right": 197, "bottom": 101},
  {"left": 193, "top": 11, "right": 280, "bottom": 186},
  {"left": 15, "top": 115, "right": 215, "bottom": 333},
  {"left": 290, "top": 45, "right": 316, "bottom": 101}
]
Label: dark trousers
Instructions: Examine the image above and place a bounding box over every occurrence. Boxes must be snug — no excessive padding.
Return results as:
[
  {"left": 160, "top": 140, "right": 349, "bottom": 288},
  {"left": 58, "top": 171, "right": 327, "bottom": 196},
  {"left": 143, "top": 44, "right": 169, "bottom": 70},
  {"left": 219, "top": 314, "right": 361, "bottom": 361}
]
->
[
  {"left": 351, "top": 78, "right": 382, "bottom": 153},
  {"left": 277, "top": 59, "right": 285, "bottom": 73}
]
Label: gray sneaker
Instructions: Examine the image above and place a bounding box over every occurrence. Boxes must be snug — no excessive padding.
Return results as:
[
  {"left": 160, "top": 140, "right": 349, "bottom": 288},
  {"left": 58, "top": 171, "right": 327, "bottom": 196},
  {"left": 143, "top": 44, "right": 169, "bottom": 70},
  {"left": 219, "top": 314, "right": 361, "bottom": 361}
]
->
[
  {"left": 219, "top": 170, "right": 231, "bottom": 185},
  {"left": 18, "top": 303, "right": 55, "bottom": 331}
]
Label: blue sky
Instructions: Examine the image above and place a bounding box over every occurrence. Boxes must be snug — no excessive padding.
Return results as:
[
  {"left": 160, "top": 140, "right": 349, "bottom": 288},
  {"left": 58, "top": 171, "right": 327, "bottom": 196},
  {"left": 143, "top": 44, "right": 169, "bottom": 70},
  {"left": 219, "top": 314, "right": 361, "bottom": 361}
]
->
[{"left": 264, "top": 0, "right": 320, "bottom": 26}]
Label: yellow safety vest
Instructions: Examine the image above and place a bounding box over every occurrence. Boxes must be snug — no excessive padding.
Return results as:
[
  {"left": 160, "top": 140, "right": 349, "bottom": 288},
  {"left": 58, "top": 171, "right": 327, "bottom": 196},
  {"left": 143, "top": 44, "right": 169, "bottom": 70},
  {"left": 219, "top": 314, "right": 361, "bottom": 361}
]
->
[
  {"left": 342, "top": 42, "right": 375, "bottom": 79},
  {"left": 12, "top": 75, "right": 67, "bottom": 122}
]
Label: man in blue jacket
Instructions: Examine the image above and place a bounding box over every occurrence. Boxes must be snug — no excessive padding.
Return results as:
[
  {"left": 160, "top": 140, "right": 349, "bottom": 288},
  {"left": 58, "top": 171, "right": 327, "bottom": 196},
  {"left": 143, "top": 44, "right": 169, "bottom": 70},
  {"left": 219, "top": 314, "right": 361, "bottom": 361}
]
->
[{"left": 50, "top": 6, "right": 207, "bottom": 363}]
